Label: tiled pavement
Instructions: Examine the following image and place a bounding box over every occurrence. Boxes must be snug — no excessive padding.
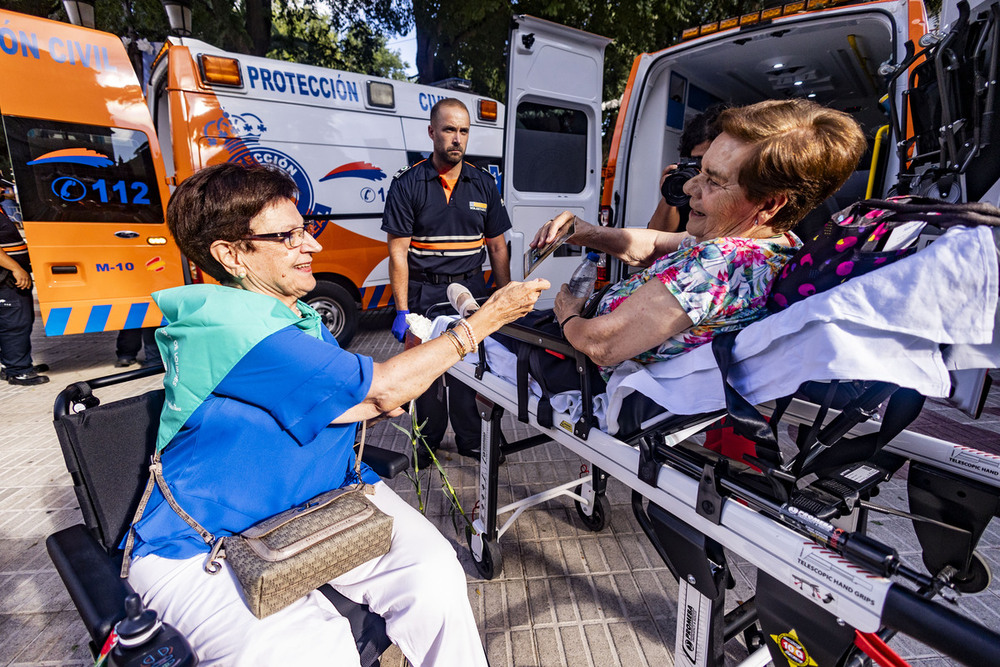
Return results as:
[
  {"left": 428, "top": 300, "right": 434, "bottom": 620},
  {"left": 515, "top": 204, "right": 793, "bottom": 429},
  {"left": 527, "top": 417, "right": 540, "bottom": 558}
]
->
[{"left": 2, "top": 306, "right": 999, "bottom": 666}]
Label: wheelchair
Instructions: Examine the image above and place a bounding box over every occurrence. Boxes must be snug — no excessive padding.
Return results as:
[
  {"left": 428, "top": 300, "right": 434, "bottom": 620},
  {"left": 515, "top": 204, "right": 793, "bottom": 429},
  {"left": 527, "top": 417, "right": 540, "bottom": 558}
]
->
[{"left": 46, "top": 364, "right": 409, "bottom": 666}]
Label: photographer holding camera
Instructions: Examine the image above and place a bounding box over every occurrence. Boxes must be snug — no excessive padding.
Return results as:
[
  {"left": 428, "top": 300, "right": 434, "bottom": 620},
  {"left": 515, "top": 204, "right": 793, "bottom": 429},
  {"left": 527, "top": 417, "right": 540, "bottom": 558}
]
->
[{"left": 647, "top": 106, "right": 726, "bottom": 232}]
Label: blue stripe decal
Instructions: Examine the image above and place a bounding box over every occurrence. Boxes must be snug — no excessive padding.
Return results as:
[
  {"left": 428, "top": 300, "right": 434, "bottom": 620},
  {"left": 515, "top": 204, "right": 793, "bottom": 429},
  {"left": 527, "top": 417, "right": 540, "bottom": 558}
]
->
[
  {"left": 366, "top": 285, "right": 385, "bottom": 310},
  {"left": 123, "top": 302, "right": 149, "bottom": 329},
  {"left": 45, "top": 308, "right": 72, "bottom": 336},
  {"left": 84, "top": 305, "right": 112, "bottom": 333},
  {"left": 161, "top": 317, "right": 168, "bottom": 326}
]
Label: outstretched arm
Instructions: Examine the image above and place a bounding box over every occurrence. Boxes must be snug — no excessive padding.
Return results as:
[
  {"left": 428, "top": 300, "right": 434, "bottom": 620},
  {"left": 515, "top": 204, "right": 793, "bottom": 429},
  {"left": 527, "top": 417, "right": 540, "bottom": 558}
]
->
[
  {"left": 532, "top": 211, "right": 688, "bottom": 268},
  {"left": 334, "top": 278, "right": 550, "bottom": 423}
]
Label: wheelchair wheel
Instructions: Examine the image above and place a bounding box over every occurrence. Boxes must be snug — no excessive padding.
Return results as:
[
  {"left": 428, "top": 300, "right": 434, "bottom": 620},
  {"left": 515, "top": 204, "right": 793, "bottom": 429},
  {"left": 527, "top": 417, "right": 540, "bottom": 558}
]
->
[
  {"left": 574, "top": 485, "right": 610, "bottom": 532},
  {"left": 467, "top": 525, "right": 503, "bottom": 580},
  {"left": 953, "top": 551, "right": 992, "bottom": 593}
]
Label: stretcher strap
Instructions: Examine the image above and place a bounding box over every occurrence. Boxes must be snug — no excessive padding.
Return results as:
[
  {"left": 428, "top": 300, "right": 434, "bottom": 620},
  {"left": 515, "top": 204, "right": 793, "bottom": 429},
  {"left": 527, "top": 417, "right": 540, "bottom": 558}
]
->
[{"left": 710, "top": 332, "right": 782, "bottom": 466}]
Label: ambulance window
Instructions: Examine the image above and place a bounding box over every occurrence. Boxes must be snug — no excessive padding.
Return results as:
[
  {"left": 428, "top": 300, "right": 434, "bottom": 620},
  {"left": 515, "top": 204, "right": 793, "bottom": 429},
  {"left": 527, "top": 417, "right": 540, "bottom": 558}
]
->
[
  {"left": 512, "top": 102, "right": 587, "bottom": 194},
  {"left": 3, "top": 117, "right": 163, "bottom": 224}
]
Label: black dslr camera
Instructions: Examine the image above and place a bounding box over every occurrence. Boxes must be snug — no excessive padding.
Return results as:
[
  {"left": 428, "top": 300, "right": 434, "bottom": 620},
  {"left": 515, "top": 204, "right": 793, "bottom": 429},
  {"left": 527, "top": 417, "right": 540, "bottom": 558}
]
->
[{"left": 660, "top": 157, "right": 701, "bottom": 207}]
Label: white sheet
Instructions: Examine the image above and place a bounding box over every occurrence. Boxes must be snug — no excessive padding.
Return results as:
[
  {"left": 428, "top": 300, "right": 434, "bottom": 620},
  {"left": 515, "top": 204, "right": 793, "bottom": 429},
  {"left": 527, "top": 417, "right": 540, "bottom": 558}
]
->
[
  {"left": 605, "top": 226, "right": 998, "bottom": 432},
  {"left": 432, "top": 226, "right": 998, "bottom": 435}
]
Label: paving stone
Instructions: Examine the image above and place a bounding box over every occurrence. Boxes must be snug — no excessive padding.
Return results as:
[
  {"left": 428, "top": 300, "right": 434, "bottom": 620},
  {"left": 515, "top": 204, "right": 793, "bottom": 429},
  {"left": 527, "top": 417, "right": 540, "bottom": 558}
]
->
[{"left": 6, "top": 313, "right": 1000, "bottom": 666}]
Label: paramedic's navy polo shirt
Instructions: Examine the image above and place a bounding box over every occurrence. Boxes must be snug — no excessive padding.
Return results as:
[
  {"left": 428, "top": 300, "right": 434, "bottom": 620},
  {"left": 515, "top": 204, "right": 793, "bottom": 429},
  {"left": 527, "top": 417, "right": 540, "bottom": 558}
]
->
[{"left": 381, "top": 159, "right": 511, "bottom": 276}]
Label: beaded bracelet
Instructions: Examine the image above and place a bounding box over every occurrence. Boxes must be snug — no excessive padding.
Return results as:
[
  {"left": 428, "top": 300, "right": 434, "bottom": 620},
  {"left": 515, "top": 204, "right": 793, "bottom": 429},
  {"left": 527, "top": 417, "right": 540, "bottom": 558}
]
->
[
  {"left": 457, "top": 318, "right": 477, "bottom": 352},
  {"left": 442, "top": 328, "right": 467, "bottom": 359}
]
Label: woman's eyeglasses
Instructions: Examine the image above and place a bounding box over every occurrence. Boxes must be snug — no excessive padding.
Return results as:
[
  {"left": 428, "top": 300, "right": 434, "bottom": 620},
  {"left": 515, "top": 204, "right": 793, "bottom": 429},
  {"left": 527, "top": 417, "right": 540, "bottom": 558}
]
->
[{"left": 244, "top": 226, "right": 309, "bottom": 249}]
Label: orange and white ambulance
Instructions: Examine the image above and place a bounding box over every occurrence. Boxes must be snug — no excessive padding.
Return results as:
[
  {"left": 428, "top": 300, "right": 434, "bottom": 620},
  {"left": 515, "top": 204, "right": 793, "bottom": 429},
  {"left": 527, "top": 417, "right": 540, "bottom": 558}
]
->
[
  {"left": 502, "top": 0, "right": 958, "bottom": 307},
  {"left": 0, "top": 9, "right": 504, "bottom": 346}
]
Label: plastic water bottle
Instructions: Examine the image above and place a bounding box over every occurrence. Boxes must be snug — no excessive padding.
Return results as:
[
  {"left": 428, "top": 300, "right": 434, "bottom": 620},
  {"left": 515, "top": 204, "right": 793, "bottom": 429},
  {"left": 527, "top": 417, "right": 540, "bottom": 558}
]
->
[{"left": 568, "top": 252, "right": 600, "bottom": 298}]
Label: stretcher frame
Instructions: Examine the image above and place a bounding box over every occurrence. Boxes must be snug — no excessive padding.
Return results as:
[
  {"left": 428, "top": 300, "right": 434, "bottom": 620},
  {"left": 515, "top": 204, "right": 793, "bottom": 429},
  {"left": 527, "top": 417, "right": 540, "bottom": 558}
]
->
[{"left": 447, "top": 348, "right": 1000, "bottom": 666}]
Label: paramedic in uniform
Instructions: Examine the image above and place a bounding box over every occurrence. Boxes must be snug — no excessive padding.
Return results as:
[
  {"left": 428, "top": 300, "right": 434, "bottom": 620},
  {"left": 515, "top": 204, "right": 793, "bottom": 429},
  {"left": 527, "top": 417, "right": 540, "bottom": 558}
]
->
[
  {"left": 382, "top": 98, "right": 511, "bottom": 465},
  {"left": 0, "top": 187, "right": 49, "bottom": 386}
]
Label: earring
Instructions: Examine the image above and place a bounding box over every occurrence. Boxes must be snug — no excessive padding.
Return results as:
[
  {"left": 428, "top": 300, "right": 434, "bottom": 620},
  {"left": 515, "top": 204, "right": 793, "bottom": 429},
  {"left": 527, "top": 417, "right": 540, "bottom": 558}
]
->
[{"left": 236, "top": 270, "right": 246, "bottom": 279}]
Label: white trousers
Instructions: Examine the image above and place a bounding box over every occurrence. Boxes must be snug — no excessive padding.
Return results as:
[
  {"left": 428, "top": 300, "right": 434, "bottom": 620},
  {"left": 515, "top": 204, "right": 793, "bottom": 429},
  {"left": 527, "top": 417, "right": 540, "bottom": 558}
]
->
[{"left": 129, "top": 481, "right": 487, "bottom": 667}]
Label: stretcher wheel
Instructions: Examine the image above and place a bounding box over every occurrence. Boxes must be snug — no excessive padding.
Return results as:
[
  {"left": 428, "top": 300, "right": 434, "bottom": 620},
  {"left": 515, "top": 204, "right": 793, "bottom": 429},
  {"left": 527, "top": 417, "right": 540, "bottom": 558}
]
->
[
  {"left": 953, "top": 551, "right": 992, "bottom": 593},
  {"left": 467, "top": 526, "right": 502, "bottom": 580},
  {"left": 574, "top": 485, "right": 610, "bottom": 531}
]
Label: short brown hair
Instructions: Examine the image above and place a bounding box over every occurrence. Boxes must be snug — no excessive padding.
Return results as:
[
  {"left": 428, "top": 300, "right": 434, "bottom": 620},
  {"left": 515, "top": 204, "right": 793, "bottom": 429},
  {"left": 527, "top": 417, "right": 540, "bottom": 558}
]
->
[
  {"left": 718, "top": 100, "right": 866, "bottom": 232},
  {"left": 166, "top": 162, "right": 297, "bottom": 283},
  {"left": 430, "top": 97, "right": 469, "bottom": 123}
]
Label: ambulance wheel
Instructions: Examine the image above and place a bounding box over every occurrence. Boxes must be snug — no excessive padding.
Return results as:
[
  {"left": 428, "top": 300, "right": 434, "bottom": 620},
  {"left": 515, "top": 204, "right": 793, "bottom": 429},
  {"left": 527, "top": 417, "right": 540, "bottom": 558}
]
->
[
  {"left": 574, "top": 486, "right": 609, "bottom": 532},
  {"left": 467, "top": 526, "right": 502, "bottom": 580},
  {"left": 307, "top": 281, "right": 358, "bottom": 348},
  {"left": 953, "top": 551, "right": 992, "bottom": 593}
]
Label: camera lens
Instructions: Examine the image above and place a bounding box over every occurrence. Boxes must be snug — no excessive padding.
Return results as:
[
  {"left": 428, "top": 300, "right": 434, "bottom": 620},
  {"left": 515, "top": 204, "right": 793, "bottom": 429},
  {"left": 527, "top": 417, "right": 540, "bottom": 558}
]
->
[{"left": 660, "top": 158, "right": 701, "bottom": 207}]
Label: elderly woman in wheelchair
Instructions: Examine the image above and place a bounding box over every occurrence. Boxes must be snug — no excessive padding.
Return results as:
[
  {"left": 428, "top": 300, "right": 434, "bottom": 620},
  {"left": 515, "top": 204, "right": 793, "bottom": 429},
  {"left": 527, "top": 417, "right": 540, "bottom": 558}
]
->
[
  {"left": 122, "top": 162, "right": 548, "bottom": 666},
  {"left": 528, "top": 99, "right": 866, "bottom": 382}
]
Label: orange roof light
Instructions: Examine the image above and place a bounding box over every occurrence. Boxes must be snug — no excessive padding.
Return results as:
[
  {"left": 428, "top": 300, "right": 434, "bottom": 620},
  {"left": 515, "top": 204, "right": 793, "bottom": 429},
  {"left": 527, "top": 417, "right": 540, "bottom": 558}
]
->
[
  {"left": 478, "top": 99, "right": 498, "bottom": 122},
  {"left": 720, "top": 17, "right": 740, "bottom": 30},
  {"left": 198, "top": 54, "right": 243, "bottom": 87}
]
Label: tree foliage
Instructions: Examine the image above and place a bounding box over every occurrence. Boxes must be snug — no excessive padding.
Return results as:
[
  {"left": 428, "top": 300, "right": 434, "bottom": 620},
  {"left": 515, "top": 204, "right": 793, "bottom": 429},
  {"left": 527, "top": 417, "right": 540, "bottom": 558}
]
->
[
  {"left": 7, "top": 1, "right": 411, "bottom": 78},
  {"left": 412, "top": 0, "right": 761, "bottom": 104},
  {"left": 269, "top": 1, "right": 410, "bottom": 77}
]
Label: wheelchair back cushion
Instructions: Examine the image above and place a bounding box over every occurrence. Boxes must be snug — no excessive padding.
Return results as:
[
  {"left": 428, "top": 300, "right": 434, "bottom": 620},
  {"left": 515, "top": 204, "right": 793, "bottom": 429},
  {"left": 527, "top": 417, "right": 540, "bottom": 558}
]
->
[{"left": 53, "top": 390, "right": 164, "bottom": 552}]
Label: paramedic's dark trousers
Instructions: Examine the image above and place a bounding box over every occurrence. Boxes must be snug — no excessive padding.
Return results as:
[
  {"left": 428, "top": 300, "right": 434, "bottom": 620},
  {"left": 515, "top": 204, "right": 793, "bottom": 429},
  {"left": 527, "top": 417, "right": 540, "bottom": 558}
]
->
[
  {"left": 410, "top": 276, "right": 489, "bottom": 452},
  {"left": 0, "top": 282, "right": 34, "bottom": 373}
]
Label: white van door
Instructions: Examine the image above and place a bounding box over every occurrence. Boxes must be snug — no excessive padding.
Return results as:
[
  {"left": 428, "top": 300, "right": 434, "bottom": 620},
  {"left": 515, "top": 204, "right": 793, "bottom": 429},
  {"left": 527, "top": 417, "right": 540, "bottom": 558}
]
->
[{"left": 504, "top": 15, "right": 610, "bottom": 306}]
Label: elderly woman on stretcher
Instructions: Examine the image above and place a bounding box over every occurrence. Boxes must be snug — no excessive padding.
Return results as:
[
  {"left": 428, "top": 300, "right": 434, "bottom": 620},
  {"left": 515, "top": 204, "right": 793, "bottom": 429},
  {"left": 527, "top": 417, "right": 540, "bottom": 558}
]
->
[{"left": 521, "top": 99, "right": 865, "bottom": 384}]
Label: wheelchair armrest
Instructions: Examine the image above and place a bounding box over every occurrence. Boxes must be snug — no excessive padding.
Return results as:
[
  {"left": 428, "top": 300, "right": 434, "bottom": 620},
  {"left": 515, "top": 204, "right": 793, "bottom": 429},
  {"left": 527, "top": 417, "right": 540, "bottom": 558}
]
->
[
  {"left": 361, "top": 445, "right": 409, "bottom": 479},
  {"left": 46, "top": 524, "right": 131, "bottom": 648}
]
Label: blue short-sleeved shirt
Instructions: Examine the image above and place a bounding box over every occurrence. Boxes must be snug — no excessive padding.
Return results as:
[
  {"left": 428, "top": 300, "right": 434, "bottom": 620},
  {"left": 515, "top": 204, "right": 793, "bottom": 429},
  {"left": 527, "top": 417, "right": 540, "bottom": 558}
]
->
[
  {"left": 381, "top": 159, "right": 511, "bottom": 275},
  {"left": 131, "top": 324, "right": 376, "bottom": 560}
]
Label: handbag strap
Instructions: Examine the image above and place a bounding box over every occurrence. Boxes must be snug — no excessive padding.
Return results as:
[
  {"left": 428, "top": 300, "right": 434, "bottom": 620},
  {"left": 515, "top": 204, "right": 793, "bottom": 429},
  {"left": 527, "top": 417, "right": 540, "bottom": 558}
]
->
[
  {"left": 120, "top": 418, "right": 374, "bottom": 579},
  {"left": 120, "top": 448, "right": 219, "bottom": 578}
]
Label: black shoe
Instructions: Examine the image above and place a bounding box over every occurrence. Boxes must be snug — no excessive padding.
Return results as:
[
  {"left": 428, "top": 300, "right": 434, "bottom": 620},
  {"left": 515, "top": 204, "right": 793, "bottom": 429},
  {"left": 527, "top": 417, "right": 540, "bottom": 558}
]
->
[
  {"left": 457, "top": 445, "right": 505, "bottom": 465},
  {"left": 0, "top": 363, "right": 47, "bottom": 380},
  {"left": 456, "top": 446, "right": 481, "bottom": 460},
  {"left": 413, "top": 445, "right": 437, "bottom": 470},
  {"left": 7, "top": 369, "right": 49, "bottom": 386},
  {"left": 115, "top": 356, "right": 138, "bottom": 368}
]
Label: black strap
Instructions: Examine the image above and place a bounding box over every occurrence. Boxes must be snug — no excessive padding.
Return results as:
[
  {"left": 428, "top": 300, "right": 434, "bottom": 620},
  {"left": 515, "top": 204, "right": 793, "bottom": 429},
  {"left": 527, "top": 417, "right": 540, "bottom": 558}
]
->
[
  {"left": 410, "top": 268, "right": 482, "bottom": 285},
  {"left": 516, "top": 344, "right": 531, "bottom": 424},
  {"left": 710, "top": 332, "right": 782, "bottom": 467},
  {"left": 852, "top": 197, "right": 1000, "bottom": 227}
]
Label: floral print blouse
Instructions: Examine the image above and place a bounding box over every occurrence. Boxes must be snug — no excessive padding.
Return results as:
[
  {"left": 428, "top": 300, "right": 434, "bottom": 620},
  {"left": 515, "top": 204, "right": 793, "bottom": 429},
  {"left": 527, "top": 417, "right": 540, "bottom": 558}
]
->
[{"left": 592, "top": 233, "right": 801, "bottom": 376}]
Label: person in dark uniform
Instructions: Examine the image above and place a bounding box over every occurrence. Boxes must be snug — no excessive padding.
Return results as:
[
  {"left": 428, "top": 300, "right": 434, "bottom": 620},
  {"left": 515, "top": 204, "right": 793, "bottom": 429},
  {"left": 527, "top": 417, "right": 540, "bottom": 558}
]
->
[
  {"left": 0, "top": 177, "right": 48, "bottom": 386},
  {"left": 114, "top": 327, "right": 162, "bottom": 367},
  {"left": 647, "top": 105, "right": 727, "bottom": 232},
  {"left": 382, "top": 98, "right": 511, "bottom": 466}
]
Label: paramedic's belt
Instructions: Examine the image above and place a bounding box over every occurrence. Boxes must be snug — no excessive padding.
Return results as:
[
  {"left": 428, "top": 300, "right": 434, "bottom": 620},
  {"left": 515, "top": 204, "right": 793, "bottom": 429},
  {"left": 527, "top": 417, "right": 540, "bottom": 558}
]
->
[{"left": 410, "top": 268, "right": 482, "bottom": 285}]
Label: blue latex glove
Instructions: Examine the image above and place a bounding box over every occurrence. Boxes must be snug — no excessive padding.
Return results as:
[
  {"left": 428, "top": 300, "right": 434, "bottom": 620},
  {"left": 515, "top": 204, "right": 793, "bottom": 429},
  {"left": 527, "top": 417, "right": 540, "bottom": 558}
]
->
[{"left": 391, "top": 310, "right": 410, "bottom": 342}]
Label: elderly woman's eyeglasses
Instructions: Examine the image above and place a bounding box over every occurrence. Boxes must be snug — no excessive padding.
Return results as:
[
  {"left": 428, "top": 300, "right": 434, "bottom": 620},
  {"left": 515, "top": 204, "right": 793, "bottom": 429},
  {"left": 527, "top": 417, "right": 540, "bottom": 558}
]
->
[{"left": 244, "top": 227, "right": 309, "bottom": 249}]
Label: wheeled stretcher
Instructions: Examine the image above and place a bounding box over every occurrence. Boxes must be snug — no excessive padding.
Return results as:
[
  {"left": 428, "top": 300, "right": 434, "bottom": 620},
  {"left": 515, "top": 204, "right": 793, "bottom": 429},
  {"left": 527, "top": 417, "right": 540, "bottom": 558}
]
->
[{"left": 443, "top": 225, "right": 1000, "bottom": 666}]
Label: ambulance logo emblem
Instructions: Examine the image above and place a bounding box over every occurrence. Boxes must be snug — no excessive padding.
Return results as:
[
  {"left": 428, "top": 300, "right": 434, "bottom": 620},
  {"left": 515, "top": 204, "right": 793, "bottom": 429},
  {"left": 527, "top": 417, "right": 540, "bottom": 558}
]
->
[
  {"left": 319, "top": 162, "right": 386, "bottom": 182},
  {"left": 28, "top": 148, "right": 113, "bottom": 168}
]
